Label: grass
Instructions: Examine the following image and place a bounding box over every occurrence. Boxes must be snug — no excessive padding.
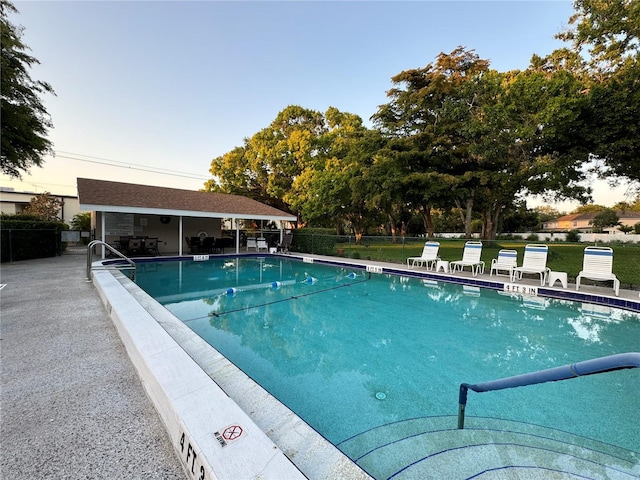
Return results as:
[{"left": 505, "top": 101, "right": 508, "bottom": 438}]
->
[{"left": 328, "top": 238, "right": 640, "bottom": 290}]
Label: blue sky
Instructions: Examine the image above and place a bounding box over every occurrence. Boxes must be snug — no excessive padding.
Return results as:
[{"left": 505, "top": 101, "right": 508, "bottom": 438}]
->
[{"left": 2, "top": 0, "right": 632, "bottom": 210}]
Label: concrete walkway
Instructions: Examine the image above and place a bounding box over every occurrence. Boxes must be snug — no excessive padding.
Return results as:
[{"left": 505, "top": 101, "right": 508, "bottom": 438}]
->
[{"left": 0, "top": 253, "right": 186, "bottom": 480}]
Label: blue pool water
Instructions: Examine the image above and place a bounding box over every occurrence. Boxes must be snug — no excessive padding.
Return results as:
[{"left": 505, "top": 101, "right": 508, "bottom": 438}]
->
[{"left": 135, "top": 256, "right": 640, "bottom": 473}]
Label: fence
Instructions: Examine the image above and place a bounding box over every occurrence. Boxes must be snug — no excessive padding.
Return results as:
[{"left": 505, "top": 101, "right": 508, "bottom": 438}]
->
[{"left": 1, "top": 229, "right": 64, "bottom": 263}]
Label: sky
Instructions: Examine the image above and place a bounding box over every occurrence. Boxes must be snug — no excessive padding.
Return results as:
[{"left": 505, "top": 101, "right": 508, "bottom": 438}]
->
[{"left": 1, "top": 0, "right": 635, "bottom": 213}]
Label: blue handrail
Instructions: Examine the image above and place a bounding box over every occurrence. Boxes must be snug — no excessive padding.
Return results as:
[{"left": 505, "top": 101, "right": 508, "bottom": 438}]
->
[{"left": 458, "top": 352, "right": 640, "bottom": 429}]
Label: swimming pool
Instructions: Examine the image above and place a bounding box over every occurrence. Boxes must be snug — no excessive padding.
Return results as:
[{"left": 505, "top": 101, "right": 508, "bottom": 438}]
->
[{"left": 134, "top": 255, "right": 640, "bottom": 479}]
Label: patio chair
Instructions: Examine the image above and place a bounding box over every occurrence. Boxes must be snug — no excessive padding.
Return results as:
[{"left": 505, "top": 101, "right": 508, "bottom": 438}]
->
[
  {"left": 277, "top": 233, "right": 293, "bottom": 253},
  {"left": 450, "top": 241, "right": 484, "bottom": 276},
  {"left": 214, "top": 237, "right": 234, "bottom": 253},
  {"left": 126, "top": 238, "right": 143, "bottom": 256},
  {"left": 576, "top": 246, "right": 620, "bottom": 296},
  {"left": 202, "top": 237, "right": 216, "bottom": 254},
  {"left": 187, "top": 236, "right": 202, "bottom": 254},
  {"left": 145, "top": 237, "right": 160, "bottom": 256},
  {"left": 257, "top": 237, "right": 269, "bottom": 252},
  {"left": 406, "top": 241, "right": 440, "bottom": 270},
  {"left": 490, "top": 249, "right": 518, "bottom": 277},
  {"left": 511, "top": 244, "right": 549, "bottom": 286},
  {"left": 246, "top": 237, "right": 257, "bottom": 251}
]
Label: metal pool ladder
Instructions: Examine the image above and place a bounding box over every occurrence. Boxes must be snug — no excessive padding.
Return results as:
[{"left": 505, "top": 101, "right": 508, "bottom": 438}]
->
[
  {"left": 86, "top": 240, "right": 136, "bottom": 281},
  {"left": 458, "top": 352, "right": 640, "bottom": 429}
]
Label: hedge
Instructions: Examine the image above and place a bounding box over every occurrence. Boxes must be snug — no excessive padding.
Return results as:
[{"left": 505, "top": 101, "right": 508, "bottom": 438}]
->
[
  {"left": 1, "top": 215, "right": 67, "bottom": 262},
  {"left": 292, "top": 228, "right": 337, "bottom": 255}
]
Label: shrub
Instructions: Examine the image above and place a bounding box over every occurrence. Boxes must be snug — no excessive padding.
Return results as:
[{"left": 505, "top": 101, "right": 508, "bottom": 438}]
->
[
  {"left": 566, "top": 230, "right": 581, "bottom": 243},
  {"left": 526, "top": 233, "right": 539, "bottom": 241},
  {"left": 0, "top": 214, "right": 67, "bottom": 262}
]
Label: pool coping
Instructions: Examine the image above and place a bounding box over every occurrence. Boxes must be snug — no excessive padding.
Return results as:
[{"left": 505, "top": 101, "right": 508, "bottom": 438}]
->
[{"left": 93, "top": 253, "right": 640, "bottom": 480}]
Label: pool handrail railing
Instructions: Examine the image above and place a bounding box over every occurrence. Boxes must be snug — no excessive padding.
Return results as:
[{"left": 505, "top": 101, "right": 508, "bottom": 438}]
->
[
  {"left": 458, "top": 352, "right": 640, "bottom": 429},
  {"left": 87, "top": 240, "right": 136, "bottom": 281}
]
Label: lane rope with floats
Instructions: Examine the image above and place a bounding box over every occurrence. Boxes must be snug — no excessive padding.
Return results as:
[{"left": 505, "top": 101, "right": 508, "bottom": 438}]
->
[{"left": 182, "top": 271, "right": 371, "bottom": 323}]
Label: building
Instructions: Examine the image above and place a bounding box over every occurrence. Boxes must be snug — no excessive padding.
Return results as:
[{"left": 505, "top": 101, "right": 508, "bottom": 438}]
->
[
  {"left": 543, "top": 211, "right": 640, "bottom": 233},
  {"left": 77, "top": 178, "right": 297, "bottom": 256},
  {"left": 0, "top": 187, "right": 82, "bottom": 225}
]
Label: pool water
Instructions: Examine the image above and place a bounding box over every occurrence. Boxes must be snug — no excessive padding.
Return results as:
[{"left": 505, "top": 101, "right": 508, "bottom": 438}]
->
[{"left": 135, "top": 256, "right": 640, "bottom": 474}]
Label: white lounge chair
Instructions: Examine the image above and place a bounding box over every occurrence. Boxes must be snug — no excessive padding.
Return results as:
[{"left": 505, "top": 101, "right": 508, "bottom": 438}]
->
[
  {"left": 576, "top": 246, "right": 620, "bottom": 296},
  {"left": 246, "top": 237, "right": 257, "bottom": 251},
  {"left": 406, "top": 241, "right": 440, "bottom": 270},
  {"left": 511, "top": 244, "right": 549, "bottom": 286},
  {"left": 490, "top": 249, "right": 518, "bottom": 277},
  {"left": 256, "top": 237, "right": 269, "bottom": 252},
  {"left": 450, "top": 241, "right": 484, "bottom": 276}
]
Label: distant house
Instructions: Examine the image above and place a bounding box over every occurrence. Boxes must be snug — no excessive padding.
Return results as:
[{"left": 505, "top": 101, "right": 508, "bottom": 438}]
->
[
  {"left": 0, "top": 187, "right": 81, "bottom": 224},
  {"left": 543, "top": 211, "right": 640, "bottom": 233}
]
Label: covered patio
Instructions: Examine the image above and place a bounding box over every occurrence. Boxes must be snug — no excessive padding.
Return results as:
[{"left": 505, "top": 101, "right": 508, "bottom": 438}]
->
[{"left": 77, "top": 178, "right": 296, "bottom": 257}]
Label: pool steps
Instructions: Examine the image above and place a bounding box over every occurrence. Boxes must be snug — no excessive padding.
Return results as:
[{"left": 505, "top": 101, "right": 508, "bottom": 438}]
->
[{"left": 339, "top": 416, "right": 639, "bottom": 479}]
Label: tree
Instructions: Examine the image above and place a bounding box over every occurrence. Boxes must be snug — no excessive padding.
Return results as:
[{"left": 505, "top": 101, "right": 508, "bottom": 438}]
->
[
  {"left": 1, "top": 0, "right": 55, "bottom": 178},
  {"left": 71, "top": 212, "right": 91, "bottom": 230},
  {"left": 473, "top": 65, "right": 593, "bottom": 238},
  {"left": 584, "top": 60, "right": 640, "bottom": 183},
  {"left": 500, "top": 201, "right": 540, "bottom": 233},
  {"left": 573, "top": 204, "right": 606, "bottom": 213},
  {"left": 286, "top": 110, "right": 385, "bottom": 240},
  {"left": 23, "top": 192, "right": 62, "bottom": 221},
  {"left": 372, "top": 47, "right": 492, "bottom": 239},
  {"left": 533, "top": 205, "right": 565, "bottom": 222},
  {"left": 373, "top": 47, "right": 591, "bottom": 239},
  {"left": 557, "top": 0, "right": 639, "bottom": 72},
  {"left": 206, "top": 105, "right": 327, "bottom": 218},
  {"left": 555, "top": 1, "right": 640, "bottom": 184},
  {"left": 590, "top": 208, "right": 619, "bottom": 232},
  {"left": 614, "top": 196, "right": 640, "bottom": 212}
]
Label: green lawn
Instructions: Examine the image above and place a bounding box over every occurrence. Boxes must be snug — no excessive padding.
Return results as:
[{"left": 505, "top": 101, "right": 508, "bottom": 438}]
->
[{"left": 328, "top": 238, "right": 640, "bottom": 290}]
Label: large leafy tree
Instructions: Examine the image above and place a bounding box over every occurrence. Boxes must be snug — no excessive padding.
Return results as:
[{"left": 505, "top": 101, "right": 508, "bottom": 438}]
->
[
  {"left": 286, "top": 109, "right": 385, "bottom": 238},
  {"left": 557, "top": 0, "right": 639, "bottom": 72},
  {"left": 556, "top": 0, "right": 640, "bottom": 184},
  {"left": 373, "top": 47, "right": 590, "bottom": 239},
  {"left": 373, "top": 47, "right": 491, "bottom": 238},
  {"left": 584, "top": 60, "right": 640, "bottom": 183},
  {"left": 468, "top": 65, "right": 591, "bottom": 238},
  {"left": 1, "top": 0, "right": 55, "bottom": 178},
  {"left": 206, "top": 105, "right": 327, "bottom": 215}
]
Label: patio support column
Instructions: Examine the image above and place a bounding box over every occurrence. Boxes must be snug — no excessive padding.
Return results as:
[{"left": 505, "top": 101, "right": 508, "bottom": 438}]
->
[
  {"left": 179, "top": 216, "right": 183, "bottom": 255},
  {"left": 235, "top": 218, "right": 240, "bottom": 254},
  {"left": 101, "top": 212, "right": 106, "bottom": 259}
]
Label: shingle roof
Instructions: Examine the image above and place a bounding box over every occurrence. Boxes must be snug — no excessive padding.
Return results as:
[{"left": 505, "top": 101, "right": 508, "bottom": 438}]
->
[
  {"left": 551, "top": 211, "right": 640, "bottom": 222},
  {"left": 77, "top": 178, "right": 296, "bottom": 221}
]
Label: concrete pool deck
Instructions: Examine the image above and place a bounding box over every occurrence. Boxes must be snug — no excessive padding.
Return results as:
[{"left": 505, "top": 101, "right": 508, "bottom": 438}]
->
[
  {"left": 0, "top": 253, "right": 186, "bottom": 479},
  {"left": 2, "top": 251, "right": 638, "bottom": 480}
]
